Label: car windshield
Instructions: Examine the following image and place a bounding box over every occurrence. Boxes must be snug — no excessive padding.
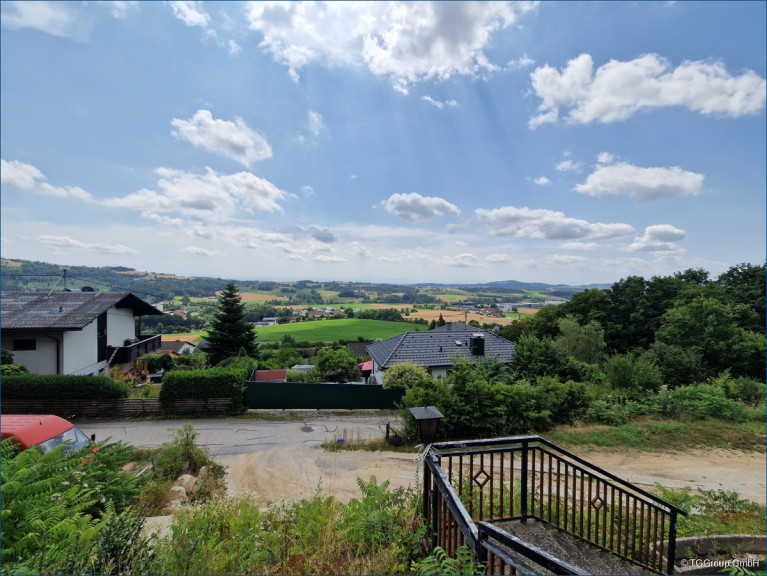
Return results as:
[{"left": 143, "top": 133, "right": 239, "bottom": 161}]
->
[{"left": 36, "top": 426, "right": 91, "bottom": 455}]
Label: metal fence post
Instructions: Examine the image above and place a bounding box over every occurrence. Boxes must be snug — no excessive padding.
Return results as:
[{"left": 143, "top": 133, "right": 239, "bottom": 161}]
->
[
  {"left": 521, "top": 439, "right": 529, "bottom": 522},
  {"left": 667, "top": 510, "right": 679, "bottom": 575}
]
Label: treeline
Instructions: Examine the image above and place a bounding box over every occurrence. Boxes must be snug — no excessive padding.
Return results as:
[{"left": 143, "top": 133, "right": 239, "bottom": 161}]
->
[
  {"left": 399, "top": 263, "right": 765, "bottom": 442},
  {"left": 497, "top": 263, "right": 765, "bottom": 383}
]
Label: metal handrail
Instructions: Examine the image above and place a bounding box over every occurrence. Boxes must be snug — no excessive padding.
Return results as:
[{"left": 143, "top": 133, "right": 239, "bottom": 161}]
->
[
  {"left": 477, "top": 521, "right": 590, "bottom": 575},
  {"left": 430, "top": 435, "right": 687, "bottom": 517},
  {"left": 425, "top": 436, "right": 686, "bottom": 574}
]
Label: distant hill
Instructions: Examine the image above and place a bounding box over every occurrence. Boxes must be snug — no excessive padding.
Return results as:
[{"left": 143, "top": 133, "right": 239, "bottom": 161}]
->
[
  {"left": 0, "top": 258, "right": 229, "bottom": 304},
  {"left": 1, "top": 258, "right": 611, "bottom": 303},
  {"left": 414, "top": 279, "right": 611, "bottom": 299}
]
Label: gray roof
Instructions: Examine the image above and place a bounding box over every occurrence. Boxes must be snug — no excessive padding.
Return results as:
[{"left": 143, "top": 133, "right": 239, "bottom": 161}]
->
[
  {"left": 367, "top": 323, "right": 515, "bottom": 369},
  {"left": 1, "top": 291, "right": 162, "bottom": 331}
]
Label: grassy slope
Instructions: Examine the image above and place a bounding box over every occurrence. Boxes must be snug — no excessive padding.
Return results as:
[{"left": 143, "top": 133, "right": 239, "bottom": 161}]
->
[{"left": 253, "top": 319, "right": 427, "bottom": 342}]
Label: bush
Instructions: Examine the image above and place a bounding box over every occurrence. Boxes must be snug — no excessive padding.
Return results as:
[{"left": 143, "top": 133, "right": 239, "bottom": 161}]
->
[
  {"left": 383, "top": 362, "right": 430, "bottom": 390},
  {"left": 159, "top": 357, "right": 253, "bottom": 411},
  {"left": 143, "top": 353, "right": 176, "bottom": 373},
  {"left": 664, "top": 385, "right": 749, "bottom": 421},
  {"left": 1, "top": 374, "right": 128, "bottom": 399},
  {"left": 0, "top": 364, "right": 28, "bottom": 376}
]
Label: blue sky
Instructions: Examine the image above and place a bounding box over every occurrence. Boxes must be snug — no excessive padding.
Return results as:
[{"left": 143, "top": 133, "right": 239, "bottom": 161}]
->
[{"left": 1, "top": 1, "right": 765, "bottom": 285}]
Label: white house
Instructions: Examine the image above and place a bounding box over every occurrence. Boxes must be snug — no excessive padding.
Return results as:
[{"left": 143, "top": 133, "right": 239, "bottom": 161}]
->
[
  {"left": 366, "top": 322, "right": 515, "bottom": 385},
  {"left": 1, "top": 291, "right": 163, "bottom": 376}
]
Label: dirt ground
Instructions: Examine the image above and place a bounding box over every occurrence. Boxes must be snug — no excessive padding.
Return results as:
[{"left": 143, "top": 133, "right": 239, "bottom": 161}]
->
[{"left": 222, "top": 443, "right": 766, "bottom": 506}]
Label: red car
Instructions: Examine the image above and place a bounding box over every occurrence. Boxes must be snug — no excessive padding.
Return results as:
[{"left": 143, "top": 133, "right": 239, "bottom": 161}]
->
[{"left": 1, "top": 414, "right": 94, "bottom": 455}]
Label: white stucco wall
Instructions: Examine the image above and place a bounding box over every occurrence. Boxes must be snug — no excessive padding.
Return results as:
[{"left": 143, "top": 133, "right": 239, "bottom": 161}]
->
[
  {"left": 106, "top": 307, "right": 136, "bottom": 346},
  {"left": 1, "top": 332, "right": 58, "bottom": 374},
  {"left": 62, "top": 321, "right": 99, "bottom": 375},
  {"left": 428, "top": 367, "right": 449, "bottom": 381}
]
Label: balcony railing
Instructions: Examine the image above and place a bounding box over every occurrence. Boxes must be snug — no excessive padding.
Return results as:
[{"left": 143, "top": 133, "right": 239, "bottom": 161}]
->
[
  {"left": 108, "top": 334, "right": 162, "bottom": 364},
  {"left": 423, "top": 436, "right": 687, "bottom": 575}
]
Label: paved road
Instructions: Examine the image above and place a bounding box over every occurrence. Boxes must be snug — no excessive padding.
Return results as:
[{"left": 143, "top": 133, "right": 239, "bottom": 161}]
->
[{"left": 72, "top": 411, "right": 401, "bottom": 457}]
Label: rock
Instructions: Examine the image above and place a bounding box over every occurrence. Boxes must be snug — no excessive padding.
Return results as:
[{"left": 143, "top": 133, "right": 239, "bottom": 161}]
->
[
  {"left": 173, "top": 474, "right": 197, "bottom": 494},
  {"left": 168, "top": 485, "right": 187, "bottom": 503}
]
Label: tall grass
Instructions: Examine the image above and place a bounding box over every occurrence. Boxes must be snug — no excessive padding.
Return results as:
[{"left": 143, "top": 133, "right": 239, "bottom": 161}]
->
[{"left": 152, "top": 477, "right": 426, "bottom": 575}]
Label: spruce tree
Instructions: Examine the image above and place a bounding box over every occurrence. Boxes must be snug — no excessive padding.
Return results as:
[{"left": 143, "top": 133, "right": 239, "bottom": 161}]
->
[{"left": 206, "top": 282, "right": 256, "bottom": 365}]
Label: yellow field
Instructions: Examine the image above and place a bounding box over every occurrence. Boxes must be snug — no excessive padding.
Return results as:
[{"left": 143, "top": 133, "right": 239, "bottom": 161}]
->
[
  {"left": 219, "top": 292, "right": 288, "bottom": 302},
  {"left": 407, "top": 309, "right": 520, "bottom": 326},
  {"left": 162, "top": 333, "right": 204, "bottom": 343}
]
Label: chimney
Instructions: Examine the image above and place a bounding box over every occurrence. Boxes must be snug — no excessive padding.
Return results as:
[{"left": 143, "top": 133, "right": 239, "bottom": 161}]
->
[{"left": 470, "top": 334, "right": 485, "bottom": 356}]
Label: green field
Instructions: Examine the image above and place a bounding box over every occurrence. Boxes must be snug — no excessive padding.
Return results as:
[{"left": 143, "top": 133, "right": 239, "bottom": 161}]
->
[{"left": 252, "top": 319, "right": 427, "bottom": 342}]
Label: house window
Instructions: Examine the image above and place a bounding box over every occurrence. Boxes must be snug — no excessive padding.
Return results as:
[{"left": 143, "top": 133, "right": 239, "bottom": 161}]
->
[{"left": 13, "top": 339, "right": 36, "bottom": 351}]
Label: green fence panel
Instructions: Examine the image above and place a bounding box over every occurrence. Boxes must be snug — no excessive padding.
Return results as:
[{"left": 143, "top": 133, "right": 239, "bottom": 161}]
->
[{"left": 244, "top": 382, "right": 404, "bottom": 410}]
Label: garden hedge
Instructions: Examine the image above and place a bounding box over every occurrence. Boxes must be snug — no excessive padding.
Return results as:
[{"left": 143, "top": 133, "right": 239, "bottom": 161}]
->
[
  {"left": 0, "top": 374, "right": 128, "bottom": 399},
  {"left": 158, "top": 358, "right": 253, "bottom": 411}
]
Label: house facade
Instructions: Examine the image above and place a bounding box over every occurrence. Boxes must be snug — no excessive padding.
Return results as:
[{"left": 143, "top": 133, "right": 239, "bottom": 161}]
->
[
  {"left": 366, "top": 322, "right": 515, "bottom": 385},
  {"left": 1, "top": 291, "right": 163, "bottom": 376}
]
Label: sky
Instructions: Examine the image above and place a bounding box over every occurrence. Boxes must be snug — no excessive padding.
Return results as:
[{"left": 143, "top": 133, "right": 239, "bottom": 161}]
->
[{"left": 1, "top": 1, "right": 765, "bottom": 286}]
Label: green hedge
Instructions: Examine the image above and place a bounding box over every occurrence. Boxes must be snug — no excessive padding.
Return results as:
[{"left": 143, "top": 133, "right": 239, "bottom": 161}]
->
[
  {"left": 158, "top": 358, "right": 253, "bottom": 412},
  {"left": 0, "top": 374, "right": 128, "bottom": 399}
]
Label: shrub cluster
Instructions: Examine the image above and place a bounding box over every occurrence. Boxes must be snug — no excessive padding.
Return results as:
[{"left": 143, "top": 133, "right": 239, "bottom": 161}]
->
[
  {"left": 400, "top": 358, "right": 589, "bottom": 441},
  {"left": 158, "top": 357, "right": 254, "bottom": 411},
  {"left": 0, "top": 374, "right": 128, "bottom": 399}
]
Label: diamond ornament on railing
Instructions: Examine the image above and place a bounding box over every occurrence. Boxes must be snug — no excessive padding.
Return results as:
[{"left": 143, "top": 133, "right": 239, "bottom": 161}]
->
[
  {"left": 590, "top": 495, "right": 605, "bottom": 510},
  {"left": 472, "top": 468, "right": 491, "bottom": 488}
]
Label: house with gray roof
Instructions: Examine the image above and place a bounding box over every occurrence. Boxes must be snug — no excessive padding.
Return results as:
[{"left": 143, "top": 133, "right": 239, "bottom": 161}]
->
[
  {"left": 366, "top": 322, "right": 515, "bottom": 385},
  {"left": 1, "top": 290, "right": 163, "bottom": 376}
]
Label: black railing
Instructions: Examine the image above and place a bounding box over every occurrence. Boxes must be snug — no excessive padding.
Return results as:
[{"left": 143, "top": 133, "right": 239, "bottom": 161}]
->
[
  {"left": 423, "top": 436, "right": 687, "bottom": 575},
  {"left": 108, "top": 334, "right": 162, "bottom": 364}
]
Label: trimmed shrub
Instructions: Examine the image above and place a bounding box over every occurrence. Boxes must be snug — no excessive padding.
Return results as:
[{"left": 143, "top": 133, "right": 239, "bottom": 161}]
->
[
  {"left": 158, "top": 357, "right": 253, "bottom": 411},
  {"left": 1, "top": 374, "right": 128, "bottom": 399}
]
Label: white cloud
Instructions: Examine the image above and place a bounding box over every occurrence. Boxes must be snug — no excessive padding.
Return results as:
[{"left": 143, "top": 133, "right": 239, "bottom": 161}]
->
[
  {"left": 308, "top": 110, "right": 326, "bottom": 137},
  {"left": 315, "top": 254, "right": 347, "bottom": 263},
  {"left": 245, "top": 1, "right": 537, "bottom": 92},
  {"left": 507, "top": 54, "right": 535, "bottom": 70},
  {"left": 227, "top": 39, "right": 241, "bottom": 56},
  {"left": 597, "top": 152, "right": 614, "bottom": 165},
  {"left": 38, "top": 235, "right": 138, "bottom": 254},
  {"left": 475, "top": 205, "right": 635, "bottom": 241},
  {"left": 555, "top": 159, "right": 579, "bottom": 172},
  {"left": 301, "top": 185, "right": 316, "bottom": 197},
  {"left": 485, "top": 253, "right": 512, "bottom": 263},
  {"left": 171, "top": 110, "right": 272, "bottom": 167},
  {"left": 106, "top": 2, "right": 139, "bottom": 19},
  {"left": 422, "top": 96, "right": 458, "bottom": 109},
  {"left": 560, "top": 241, "right": 598, "bottom": 250},
  {"left": 183, "top": 246, "right": 220, "bottom": 256},
  {"left": 628, "top": 224, "right": 686, "bottom": 252},
  {"left": 168, "top": 1, "right": 210, "bottom": 27},
  {"left": 530, "top": 53, "right": 767, "bottom": 128},
  {"left": 533, "top": 176, "right": 550, "bottom": 185},
  {"left": 0, "top": 1, "right": 89, "bottom": 39},
  {"left": 438, "top": 253, "right": 477, "bottom": 267},
  {"left": 348, "top": 241, "right": 372, "bottom": 258},
  {"left": 104, "top": 166, "right": 288, "bottom": 224},
  {"left": 1, "top": 159, "right": 94, "bottom": 201},
  {"left": 575, "top": 161, "right": 704, "bottom": 202},
  {"left": 383, "top": 192, "right": 460, "bottom": 223}
]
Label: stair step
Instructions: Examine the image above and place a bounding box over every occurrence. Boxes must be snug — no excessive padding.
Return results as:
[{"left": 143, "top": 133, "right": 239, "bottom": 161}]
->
[{"left": 494, "top": 519, "right": 649, "bottom": 575}]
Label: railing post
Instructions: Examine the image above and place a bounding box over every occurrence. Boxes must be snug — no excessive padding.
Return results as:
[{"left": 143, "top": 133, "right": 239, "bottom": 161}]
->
[
  {"left": 430, "top": 486, "right": 439, "bottom": 550},
  {"left": 667, "top": 510, "right": 679, "bottom": 575},
  {"left": 521, "top": 439, "right": 529, "bottom": 522},
  {"left": 476, "top": 523, "right": 489, "bottom": 569}
]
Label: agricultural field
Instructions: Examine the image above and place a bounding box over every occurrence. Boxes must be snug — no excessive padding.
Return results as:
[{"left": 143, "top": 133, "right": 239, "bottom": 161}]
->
[
  {"left": 252, "top": 318, "right": 428, "bottom": 343},
  {"left": 161, "top": 332, "right": 206, "bottom": 343},
  {"left": 406, "top": 309, "right": 518, "bottom": 326}
]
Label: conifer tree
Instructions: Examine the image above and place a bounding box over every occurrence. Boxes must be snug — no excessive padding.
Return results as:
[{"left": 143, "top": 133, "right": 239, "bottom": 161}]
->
[{"left": 206, "top": 282, "right": 256, "bottom": 365}]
